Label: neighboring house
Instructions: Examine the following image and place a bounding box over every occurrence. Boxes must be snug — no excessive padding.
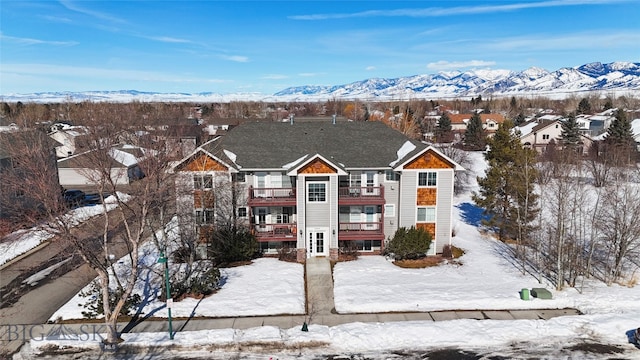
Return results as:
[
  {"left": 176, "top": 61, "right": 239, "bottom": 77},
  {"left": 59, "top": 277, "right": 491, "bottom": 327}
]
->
[
  {"left": 516, "top": 119, "right": 592, "bottom": 155},
  {"left": 57, "top": 144, "right": 146, "bottom": 190},
  {"left": 632, "top": 118, "right": 640, "bottom": 151},
  {"left": 173, "top": 120, "right": 463, "bottom": 262},
  {"left": 448, "top": 113, "right": 505, "bottom": 133},
  {"left": 0, "top": 130, "right": 60, "bottom": 222},
  {"left": 517, "top": 120, "right": 563, "bottom": 153},
  {"left": 49, "top": 126, "right": 90, "bottom": 158}
]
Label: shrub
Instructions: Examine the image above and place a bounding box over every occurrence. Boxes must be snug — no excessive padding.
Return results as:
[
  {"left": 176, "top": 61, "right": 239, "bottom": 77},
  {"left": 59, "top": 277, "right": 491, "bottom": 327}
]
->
[
  {"left": 170, "top": 262, "right": 221, "bottom": 300},
  {"left": 385, "top": 226, "right": 432, "bottom": 260},
  {"left": 207, "top": 225, "right": 261, "bottom": 266},
  {"left": 78, "top": 281, "right": 141, "bottom": 319},
  {"left": 278, "top": 246, "right": 297, "bottom": 262},
  {"left": 338, "top": 241, "right": 360, "bottom": 261}
]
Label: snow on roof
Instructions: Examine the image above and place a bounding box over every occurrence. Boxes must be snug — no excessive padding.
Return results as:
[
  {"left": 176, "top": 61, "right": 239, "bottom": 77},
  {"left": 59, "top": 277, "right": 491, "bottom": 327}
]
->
[
  {"left": 632, "top": 119, "right": 640, "bottom": 141},
  {"left": 223, "top": 149, "right": 237, "bottom": 165},
  {"left": 109, "top": 147, "right": 139, "bottom": 167},
  {"left": 538, "top": 114, "right": 562, "bottom": 121},
  {"left": 514, "top": 121, "right": 538, "bottom": 137},
  {"left": 282, "top": 154, "right": 308, "bottom": 170},
  {"left": 389, "top": 141, "right": 416, "bottom": 167}
]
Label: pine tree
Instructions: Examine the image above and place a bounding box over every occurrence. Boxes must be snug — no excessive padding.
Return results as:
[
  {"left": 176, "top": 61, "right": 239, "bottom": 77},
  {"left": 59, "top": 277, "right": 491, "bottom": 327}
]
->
[
  {"left": 464, "top": 112, "right": 486, "bottom": 150},
  {"left": 513, "top": 112, "right": 526, "bottom": 126},
  {"left": 577, "top": 98, "right": 591, "bottom": 114},
  {"left": 435, "top": 112, "right": 453, "bottom": 143},
  {"left": 561, "top": 113, "right": 582, "bottom": 147},
  {"left": 605, "top": 109, "right": 637, "bottom": 164},
  {"left": 606, "top": 109, "right": 635, "bottom": 147},
  {"left": 474, "top": 120, "right": 539, "bottom": 243}
]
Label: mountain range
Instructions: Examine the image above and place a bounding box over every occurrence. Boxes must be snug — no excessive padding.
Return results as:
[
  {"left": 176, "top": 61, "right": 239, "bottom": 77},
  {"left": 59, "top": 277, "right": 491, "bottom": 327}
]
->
[{"left": 2, "top": 62, "right": 639, "bottom": 103}]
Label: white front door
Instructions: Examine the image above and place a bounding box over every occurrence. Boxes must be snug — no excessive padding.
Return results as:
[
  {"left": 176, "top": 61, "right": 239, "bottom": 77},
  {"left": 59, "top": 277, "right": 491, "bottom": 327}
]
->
[{"left": 307, "top": 229, "right": 327, "bottom": 257}]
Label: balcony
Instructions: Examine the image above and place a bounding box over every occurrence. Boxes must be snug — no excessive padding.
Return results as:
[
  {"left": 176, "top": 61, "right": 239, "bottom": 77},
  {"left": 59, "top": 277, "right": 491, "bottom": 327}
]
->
[
  {"left": 252, "top": 223, "right": 298, "bottom": 242},
  {"left": 338, "top": 221, "right": 385, "bottom": 240},
  {"left": 248, "top": 186, "right": 296, "bottom": 206},
  {"left": 338, "top": 185, "right": 385, "bottom": 205}
]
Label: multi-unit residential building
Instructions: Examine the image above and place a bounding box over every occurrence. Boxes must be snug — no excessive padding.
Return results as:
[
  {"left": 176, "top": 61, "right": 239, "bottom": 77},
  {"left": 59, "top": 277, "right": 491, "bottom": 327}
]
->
[{"left": 173, "top": 119, "right": 463, "bottom": 262}]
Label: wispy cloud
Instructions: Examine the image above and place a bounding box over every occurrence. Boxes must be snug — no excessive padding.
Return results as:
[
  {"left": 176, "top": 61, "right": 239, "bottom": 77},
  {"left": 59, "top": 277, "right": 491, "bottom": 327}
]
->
[
  {"left": 487, "top": 31, "right": 640, "bottom": 51},
  {"left": 0, "top": 33, "right": 78, "bottom": 46},
  {"left": 298, "top": 72, "right": 323, "bottom": 77},
  {"left": 262, "top": 74, "right": 289, "bottom": 80},
  {"left": 289, "top": 0, "right": 626, "bottom": 20},
  {"left": 365, "top": 66, "right": 376, "bottom": 71},
  {"left": 221, "top": 55, "right": 249, "bottom": 63},
  {"left": 59, "top": 0, "right": 126, "bottom": 23},
  {"left": 39, "top": 14, "right": 73, "bottom": 23},
  {"left": 145, "top": 36, "right": 194, "bottom": 44},
  {"left": 427, "top": 60, "right": 497, "bottom": 70},
  {"left": 1, "top": 63, "right": 227, "bottom": 84}
]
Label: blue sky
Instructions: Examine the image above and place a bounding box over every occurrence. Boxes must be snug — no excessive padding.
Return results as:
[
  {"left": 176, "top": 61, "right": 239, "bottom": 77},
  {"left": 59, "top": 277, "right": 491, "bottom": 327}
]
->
[{"left": 1, "top": 0, "right": 639, "bottom": 95}]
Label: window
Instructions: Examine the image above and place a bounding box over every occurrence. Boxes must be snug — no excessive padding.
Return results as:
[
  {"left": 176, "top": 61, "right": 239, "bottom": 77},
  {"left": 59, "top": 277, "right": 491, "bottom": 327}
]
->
[
  {"left": 234, "top": 172, "right": 246, "bottom": 182},
  {"left": 194, "top": 174, "right": 214, "bottom": 189},
  {"left": 418, "top": 172, "right": 437, "bottom": 187},
  {"left": 195, "top": 209, "right": 215, "bottom": 225},
  {"left": 542, "top": 134, "right": 550, "bottom": 140},
  {"left": 417, "top": 207, "right": 436, "bottom": 222},
  {"left": 307, "top": 183, "right": 326, "bottom": 202},
  {"left": 384, "top": 204, "right": 395, "bottom": 217},
  {"left": 385, "top": 170, "right": 400, "bottom": 181},
  {"left": 237, "top": 207, "right": 247, "bottom": 217}
]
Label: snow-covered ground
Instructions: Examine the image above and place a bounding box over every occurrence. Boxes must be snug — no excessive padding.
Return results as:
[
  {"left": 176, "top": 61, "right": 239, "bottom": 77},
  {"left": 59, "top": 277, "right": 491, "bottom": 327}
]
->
[{"left": 17, "top": 152, "right": 640, "bottom": 358}]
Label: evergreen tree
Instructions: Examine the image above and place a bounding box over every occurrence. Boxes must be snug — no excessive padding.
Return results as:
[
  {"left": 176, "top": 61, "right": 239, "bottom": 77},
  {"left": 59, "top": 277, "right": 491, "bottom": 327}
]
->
[
  {"left": 577, "top": 98, "right": 591, "bottom": 114},
  {"left": 435, "top": 112, "right": 453, "bottom": 143},
  {"left": 605, "top": 109, "right": 637, "bottom": 164},
  {"left": 513, "top": 112, "right": 526, "bottom": 126},
  {"left": 561, "top": 113, "right": 582, "bottom": 148},
  {"left": 473, "top": 120, "right": 539, "bottom": 243},
  {"left": 464, "top": 112, "right": 486, "bottom": 150},
  {"left": 606, "top": 109, "right": 635, "bottom": 147}
]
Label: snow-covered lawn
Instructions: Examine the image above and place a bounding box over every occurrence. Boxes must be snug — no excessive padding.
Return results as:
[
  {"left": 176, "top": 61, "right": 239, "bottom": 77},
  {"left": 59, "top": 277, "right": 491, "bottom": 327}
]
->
[{"left": 50, "top": 256, "right": 305, "bottom": 320}]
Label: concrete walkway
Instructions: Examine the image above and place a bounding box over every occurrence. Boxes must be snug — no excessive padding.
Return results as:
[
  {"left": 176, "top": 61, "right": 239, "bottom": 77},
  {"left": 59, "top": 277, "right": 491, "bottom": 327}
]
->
[{"left": 305, "top": 257, "right": 335, "bottom": 315}]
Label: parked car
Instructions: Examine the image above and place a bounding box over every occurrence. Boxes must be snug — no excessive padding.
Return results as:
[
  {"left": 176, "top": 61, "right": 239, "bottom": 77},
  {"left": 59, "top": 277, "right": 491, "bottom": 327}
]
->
[{"left": 63, "top": 189, "right": 85, "bottom": 208}]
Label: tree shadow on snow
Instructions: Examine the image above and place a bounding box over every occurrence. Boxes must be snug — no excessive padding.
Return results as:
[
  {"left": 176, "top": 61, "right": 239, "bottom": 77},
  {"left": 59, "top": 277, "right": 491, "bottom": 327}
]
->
[
  {"left": 456, "top": 202, "right": 492, "bottom": 227},
  {"left": 121, "top": 265, "right": 162, "bottom": 333}
]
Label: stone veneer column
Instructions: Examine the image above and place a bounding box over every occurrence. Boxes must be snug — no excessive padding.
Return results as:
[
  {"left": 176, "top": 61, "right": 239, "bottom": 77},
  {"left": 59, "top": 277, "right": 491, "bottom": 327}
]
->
[
  {"left": 297, "top": 248, "right": 306, "bottom": 263},
  {"left": 329, "top": 248, "right": 339, "bottom": 261}
]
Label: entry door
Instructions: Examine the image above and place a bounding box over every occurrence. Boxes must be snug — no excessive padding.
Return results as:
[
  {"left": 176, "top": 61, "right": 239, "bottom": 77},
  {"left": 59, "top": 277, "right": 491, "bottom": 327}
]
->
[{"left": 308, "top": 230, "right": 327, "bottom": 257}]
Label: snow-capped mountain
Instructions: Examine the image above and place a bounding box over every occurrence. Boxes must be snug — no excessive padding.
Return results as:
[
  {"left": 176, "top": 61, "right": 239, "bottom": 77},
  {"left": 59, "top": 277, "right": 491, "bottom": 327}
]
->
[
  {"left": 2, "top": 62, "right": 638, "bottom": 103},
  {"left": 275, "top": 62, "right": 640, "bottom": 100}
]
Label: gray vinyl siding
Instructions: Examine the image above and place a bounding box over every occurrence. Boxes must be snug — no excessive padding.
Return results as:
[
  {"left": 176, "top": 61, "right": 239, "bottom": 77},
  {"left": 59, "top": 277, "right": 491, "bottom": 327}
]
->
[
  {"left": 329, "top": 176, "right": 338, "bottom": 248},
  {"left": 383, "top": 177, "right": 400, "bottom": 240},
  {"left": 305, "top": 186, "right": 331, "bottom": 228},
  {"left": 296, "top": 177, "right": 306, "bottom": 248},
  {"left": 398, "top": 171, "right": 417, "bottom": 229},
  {"left": 435, "top": 170, "right": 454, "bottom": 253}
]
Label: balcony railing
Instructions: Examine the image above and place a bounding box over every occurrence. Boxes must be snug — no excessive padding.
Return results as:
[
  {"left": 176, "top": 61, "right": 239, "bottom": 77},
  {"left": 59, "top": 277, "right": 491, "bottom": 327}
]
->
[
  {"left": 338, "top": 221, "right": 385, "bottom": 240},
  {"left": 252, "top": 223, "right": 298, "bottom": 241},
  {"left": 248, "top": 186, "right": 296, "bottom": 205},
  {"left": 338, "top": 185, "right": 384, "bottom": 204}
]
